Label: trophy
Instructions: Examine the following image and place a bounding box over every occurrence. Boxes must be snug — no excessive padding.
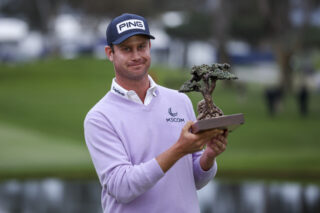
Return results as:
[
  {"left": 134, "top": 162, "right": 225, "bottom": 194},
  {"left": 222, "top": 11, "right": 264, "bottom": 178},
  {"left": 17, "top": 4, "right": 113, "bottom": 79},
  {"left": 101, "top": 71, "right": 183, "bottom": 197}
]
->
[{"left": 179, "top": 63, "right": 244, "bottom": 133}]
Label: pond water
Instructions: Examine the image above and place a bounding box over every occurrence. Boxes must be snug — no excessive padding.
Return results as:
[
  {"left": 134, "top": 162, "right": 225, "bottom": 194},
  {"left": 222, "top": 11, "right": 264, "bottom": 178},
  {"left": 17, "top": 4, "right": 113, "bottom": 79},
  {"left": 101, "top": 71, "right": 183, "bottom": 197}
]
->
[
  {"left": 197, "top": 180, "right": 320, "bottom": 213},
  {"left": 0, "top": 178, "right": 319, "bottom": 213}
]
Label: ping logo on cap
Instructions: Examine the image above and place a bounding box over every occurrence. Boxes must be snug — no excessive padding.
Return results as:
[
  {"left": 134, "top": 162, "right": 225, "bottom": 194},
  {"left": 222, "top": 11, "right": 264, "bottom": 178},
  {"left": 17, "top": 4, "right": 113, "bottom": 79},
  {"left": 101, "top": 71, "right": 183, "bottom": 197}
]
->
[{"left": 116, "top": 19, "right": 145, "bottom": 34}]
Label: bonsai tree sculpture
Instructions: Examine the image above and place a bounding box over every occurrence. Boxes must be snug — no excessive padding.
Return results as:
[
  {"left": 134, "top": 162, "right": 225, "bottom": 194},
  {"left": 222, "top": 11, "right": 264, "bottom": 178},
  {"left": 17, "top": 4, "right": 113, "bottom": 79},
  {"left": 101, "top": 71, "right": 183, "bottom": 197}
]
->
[{"left": 179, "top": 63, "right": 238, "bottom": 120}]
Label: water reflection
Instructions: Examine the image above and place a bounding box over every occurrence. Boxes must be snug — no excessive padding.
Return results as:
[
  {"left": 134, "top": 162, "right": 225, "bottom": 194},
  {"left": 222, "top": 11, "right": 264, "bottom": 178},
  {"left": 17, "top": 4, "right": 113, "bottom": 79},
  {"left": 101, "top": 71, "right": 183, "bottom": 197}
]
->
[
  {"left": 0, "top": 179, "right": 319, "bottom": 213},
  {"left": 197, "top": 180, "right": 320, "bottom": 213},
  {"left": 0, "top": 179, "right": 102, "bottom": 213}
]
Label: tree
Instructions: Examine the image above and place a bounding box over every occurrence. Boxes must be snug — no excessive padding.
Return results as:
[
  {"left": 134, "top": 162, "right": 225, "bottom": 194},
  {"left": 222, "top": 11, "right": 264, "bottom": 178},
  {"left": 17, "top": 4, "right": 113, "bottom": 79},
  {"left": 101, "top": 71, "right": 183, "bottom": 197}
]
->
[
  {"left": 165, "top": 12, "right": 213, "bottom": 67},
  {"left": 0, "top": 0, "right": 62, "bottom": 32},
  {"left": 179, "top": 63, "right": 237, "bottom": 120},
  {"left": 67, "top": 0, "right": 201, "bottom": 18},
  {"left": 228, "top": 0, "right": 320, "bottom": 92}
]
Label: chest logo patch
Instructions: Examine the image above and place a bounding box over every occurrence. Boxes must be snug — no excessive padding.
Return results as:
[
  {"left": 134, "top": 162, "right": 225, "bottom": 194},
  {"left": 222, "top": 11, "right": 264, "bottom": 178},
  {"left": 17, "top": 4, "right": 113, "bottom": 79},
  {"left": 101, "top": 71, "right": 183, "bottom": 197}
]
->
[{"left": 166, "top": 107, "right": 185, "bottom": 123}]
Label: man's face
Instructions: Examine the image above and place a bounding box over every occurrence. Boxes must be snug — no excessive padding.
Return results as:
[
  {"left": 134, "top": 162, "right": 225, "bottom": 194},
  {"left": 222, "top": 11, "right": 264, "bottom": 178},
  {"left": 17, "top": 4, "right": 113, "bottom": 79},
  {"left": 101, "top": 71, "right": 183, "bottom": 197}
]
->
[{"left": 106, "top": 35, "right": 151, "bottom": 81}]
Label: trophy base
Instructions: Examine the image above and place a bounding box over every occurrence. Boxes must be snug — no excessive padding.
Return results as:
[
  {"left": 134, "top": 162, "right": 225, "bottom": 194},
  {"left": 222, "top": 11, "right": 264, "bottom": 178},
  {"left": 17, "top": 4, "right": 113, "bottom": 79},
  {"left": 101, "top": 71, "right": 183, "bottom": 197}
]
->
[{"left": 191, "top": 113, "right": 244, "bottom": 134}]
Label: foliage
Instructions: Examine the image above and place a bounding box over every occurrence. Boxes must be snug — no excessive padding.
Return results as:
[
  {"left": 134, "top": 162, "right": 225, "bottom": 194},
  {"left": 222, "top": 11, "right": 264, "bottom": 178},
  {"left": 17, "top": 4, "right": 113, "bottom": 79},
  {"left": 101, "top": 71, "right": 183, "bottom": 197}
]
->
[
  {"left": 0, "top": 0, "right": 61, "bottom": 32},
  {"left": 179, "top": 63, "right": 237, "bottom": 93},
  {"left": 165, "top": 12, "right": 213, "bottom": 41},
  {"left": 302, "top": 26, "right": 320, "bottom": 48},
  {"left": 230, "top": 15, "right": 268, "bottom": 45}
]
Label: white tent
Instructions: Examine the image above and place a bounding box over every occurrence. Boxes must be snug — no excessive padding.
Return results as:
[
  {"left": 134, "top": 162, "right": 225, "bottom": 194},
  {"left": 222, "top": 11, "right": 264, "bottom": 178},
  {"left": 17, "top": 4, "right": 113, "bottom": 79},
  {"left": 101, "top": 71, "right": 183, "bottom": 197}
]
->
[
  {"left": 0, "top": 18, "right": 45, "bottom": 62},
  {"left": 0, "top": 18, "right": 28, "bottom": 42}
]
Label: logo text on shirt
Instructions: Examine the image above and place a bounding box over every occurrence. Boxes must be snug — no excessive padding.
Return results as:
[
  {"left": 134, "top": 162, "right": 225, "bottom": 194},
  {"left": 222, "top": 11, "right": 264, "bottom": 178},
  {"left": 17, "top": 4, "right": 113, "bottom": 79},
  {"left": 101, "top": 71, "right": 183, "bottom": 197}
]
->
[
  {"left": 113, "top": 86, "right": 125, "bottom": 96},
  {"left": 166, "top": 107, "right": 185, "bottom": 123}
]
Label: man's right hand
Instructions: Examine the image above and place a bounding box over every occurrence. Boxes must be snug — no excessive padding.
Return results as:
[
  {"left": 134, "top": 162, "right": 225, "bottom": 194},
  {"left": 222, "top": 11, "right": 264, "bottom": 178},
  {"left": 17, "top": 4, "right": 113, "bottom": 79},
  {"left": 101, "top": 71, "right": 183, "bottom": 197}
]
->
[
  {"left": 156, "top": 121, "right": 223, "bottom": 173},
  {"left": 176, "top": 121, "right": 224, "bottom": 155}
]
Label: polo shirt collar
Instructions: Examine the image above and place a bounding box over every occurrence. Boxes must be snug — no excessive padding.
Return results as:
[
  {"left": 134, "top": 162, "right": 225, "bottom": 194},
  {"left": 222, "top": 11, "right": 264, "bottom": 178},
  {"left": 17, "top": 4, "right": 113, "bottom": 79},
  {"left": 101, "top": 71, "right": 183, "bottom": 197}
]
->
[{"left": 111, "top": 75, "right": 158, "bottom": 104}]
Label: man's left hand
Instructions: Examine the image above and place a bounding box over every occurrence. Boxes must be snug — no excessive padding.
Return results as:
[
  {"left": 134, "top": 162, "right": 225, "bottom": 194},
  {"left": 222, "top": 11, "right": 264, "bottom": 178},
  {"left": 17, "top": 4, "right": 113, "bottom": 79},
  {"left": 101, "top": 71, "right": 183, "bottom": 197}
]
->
[
  {"left": 204, "top": 130, "right": 228, "bottom": 158},
  {"left": 200, "top": 130, "right": 228, "bottom": 171}
]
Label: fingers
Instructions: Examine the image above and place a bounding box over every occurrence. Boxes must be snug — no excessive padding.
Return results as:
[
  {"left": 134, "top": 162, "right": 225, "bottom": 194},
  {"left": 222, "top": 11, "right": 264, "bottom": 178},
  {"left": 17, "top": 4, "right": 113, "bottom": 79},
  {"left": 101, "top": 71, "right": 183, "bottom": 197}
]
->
[
  {"left": 179, "top": 122, "right": 228, "bottom": 154},
  {"left": 211, "top": 144, "right": 220, "bottom": 153},
  {"left": 208, "top": 135, "right": 227, "bottom": 150},
  {"left": 215, "top": 140, "right": 226, "bottom": 150},
  {"left": 211, "top": 135, "right": 228, "bottom": 146},
  {"left": 197, "top": 128, "right": 224, "bottom": 141},
  {"left": 194, "top": 129, "right": 225, "bottom": 151},
  {"left": 182, "top": 121, "right": 194, "bottom": 132}
]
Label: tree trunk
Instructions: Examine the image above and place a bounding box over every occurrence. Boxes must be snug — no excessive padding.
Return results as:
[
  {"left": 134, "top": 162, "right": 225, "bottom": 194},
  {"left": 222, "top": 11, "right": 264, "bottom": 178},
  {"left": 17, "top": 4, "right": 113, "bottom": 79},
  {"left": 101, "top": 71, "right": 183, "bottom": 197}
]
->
[
  {"left": 204, "top": 93, "right": 215, "bottom": 113},
  {"left": 197, "top": 93, "right": 224, "bottom": 120},
  {"left": 182, "top": 40, "right": 189, "bottom": 68},
  {"left": 275, "top": 46, "right": 294, "bottom": 92}
]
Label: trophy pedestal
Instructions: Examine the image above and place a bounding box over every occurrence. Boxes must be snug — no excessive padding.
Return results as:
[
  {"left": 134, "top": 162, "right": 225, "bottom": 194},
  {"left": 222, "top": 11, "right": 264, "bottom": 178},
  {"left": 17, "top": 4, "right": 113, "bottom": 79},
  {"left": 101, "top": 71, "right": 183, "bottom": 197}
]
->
[{"left": 191, "top": 113, "right": 245, "bottom": 134}]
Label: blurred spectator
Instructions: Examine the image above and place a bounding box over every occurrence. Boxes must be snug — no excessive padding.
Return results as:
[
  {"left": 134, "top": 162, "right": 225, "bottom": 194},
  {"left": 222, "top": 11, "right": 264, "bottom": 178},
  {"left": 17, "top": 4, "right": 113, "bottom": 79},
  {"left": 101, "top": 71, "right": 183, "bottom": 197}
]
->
[
  {"left": 265, "top": 87, "right": 284, "bottom": 116},
  {"left": 297, "top": 85, "right": 309, "bottom": 117}
]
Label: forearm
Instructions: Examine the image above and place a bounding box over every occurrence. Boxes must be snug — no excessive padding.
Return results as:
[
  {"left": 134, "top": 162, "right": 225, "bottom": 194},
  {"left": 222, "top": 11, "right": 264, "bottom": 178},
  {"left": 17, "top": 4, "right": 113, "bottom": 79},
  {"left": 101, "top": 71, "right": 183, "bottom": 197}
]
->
[
  {"left": 156, "top": 143, "right": 185, "bottom": 173},
  {"left": 193, "top": 153, "right": 217, "bottom": 189},
  {"left": 200, "top": 154, "right": 216, "bottom": 171},
  {"left": 200, "top": 130, "right": 228, "bottom": 171},
  {"left": 156, "top": 121, "right": 223, "bottom": 173},
  {"left": 104, "top": 159, "right": 164, "bottom": 203}
]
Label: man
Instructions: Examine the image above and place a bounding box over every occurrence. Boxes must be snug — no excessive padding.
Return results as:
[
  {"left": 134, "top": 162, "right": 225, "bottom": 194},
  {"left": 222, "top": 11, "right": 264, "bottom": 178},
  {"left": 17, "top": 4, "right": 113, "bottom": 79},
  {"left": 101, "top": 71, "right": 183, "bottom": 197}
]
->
[{"left": 84, "top": 13, "right": 228, "bottom": 213}]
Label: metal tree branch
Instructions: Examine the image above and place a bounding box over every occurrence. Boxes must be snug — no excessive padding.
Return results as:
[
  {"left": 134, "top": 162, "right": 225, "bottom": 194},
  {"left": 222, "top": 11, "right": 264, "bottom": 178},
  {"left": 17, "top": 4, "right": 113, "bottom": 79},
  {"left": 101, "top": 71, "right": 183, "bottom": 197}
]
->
[{"left": 179, "top": 63, "right": 238, "bottom": 120}]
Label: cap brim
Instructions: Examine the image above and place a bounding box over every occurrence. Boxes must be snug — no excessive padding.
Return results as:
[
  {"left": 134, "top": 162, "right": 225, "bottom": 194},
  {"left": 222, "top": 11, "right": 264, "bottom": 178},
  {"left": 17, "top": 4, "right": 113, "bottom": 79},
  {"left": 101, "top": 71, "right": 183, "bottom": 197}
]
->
[{"left": 112, "top": 32, "right": 155, "bottom": 45}]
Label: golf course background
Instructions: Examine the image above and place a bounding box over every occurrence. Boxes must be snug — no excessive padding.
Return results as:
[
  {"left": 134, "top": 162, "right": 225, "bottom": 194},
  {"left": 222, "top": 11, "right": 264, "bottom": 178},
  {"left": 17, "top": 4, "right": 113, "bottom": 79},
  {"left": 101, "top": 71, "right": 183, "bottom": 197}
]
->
[{"left": 0, "top": 57, "right": 319, "bottom": 182}]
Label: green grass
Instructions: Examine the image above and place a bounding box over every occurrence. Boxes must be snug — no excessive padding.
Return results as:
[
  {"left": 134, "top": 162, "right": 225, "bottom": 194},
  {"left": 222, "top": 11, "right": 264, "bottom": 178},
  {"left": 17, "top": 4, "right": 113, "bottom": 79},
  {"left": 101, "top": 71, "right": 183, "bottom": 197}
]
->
[
  {"left": 0, "top": 122, "right": 94, "bottom": 179},
  {"left": 0, "top": 57, "right": 320, "bottom": 182},
  {"left": 0, "top": 58, "right": 113, "bottom": 141}
]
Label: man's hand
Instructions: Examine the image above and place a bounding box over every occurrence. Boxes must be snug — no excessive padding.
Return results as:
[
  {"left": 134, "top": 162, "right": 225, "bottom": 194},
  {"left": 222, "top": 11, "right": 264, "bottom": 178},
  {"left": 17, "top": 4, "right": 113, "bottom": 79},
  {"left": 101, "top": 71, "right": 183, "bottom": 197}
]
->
[
  {"left": 156, "top": 121, "right": 223, "bottom": 173},
  {"left": 176, "top": 121, "right": 224, "bottom": 156},
  {"left": 200, "top": 130, "right": 228, "bottom": 171}
]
